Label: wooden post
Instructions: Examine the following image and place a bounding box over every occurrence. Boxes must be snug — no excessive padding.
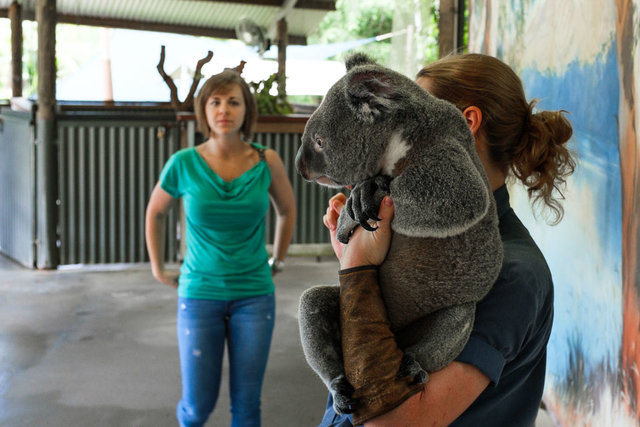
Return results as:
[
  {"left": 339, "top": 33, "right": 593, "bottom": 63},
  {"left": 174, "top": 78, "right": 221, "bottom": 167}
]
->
[
  {"left": 35, "top": 0, "right": 58, "bottom": 269},
  {"left": 37, "top": 0, "right": 56, "bottom": 120},
  {"left": 438, "top": 0, "right": 458, "bottom": 58},
  {"left": 101, "top": 27, "right": 114, "bottom": 102},
  {"left": 9, "top": 1, "right": 22, "bottom": 97},
  {"left": 276, "top": 17, "right": 287, "bottom": 97}
]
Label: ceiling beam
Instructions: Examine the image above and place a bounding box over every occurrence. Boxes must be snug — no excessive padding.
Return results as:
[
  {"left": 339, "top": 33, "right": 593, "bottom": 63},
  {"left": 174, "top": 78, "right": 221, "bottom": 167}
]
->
[
  {"left": 177, "top": 0, "right": 335, "bottom": 11},
  {"left": 296, "top": 1, "right": 335, "bottom": 10},
  {"left": 0, "top": 8, "right": 308, "bottom": 44}
]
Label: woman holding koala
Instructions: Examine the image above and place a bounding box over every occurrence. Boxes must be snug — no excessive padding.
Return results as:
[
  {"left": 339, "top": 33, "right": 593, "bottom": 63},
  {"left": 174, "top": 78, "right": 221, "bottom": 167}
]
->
[
  {"left": 319, "top": 53, "right": 575, "bottom": 426},
  {"left": 145, "top": 69, "right": 295, "bottom": 427}
]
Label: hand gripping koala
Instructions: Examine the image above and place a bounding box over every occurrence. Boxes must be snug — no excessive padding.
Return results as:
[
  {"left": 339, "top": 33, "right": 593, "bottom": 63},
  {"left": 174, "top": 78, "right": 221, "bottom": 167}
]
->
[{"left": 296, "top": 54, "right": 503, "bottom": 422}]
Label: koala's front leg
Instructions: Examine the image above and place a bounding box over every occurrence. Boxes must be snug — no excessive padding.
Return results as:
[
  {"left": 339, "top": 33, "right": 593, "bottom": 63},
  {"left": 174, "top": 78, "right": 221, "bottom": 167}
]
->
[
  {"left": 390, "top": 143, "right": 489, "bottom": 238},
  {"left": 337, "top": 175, "right": 392, "bottom": 244},
  {"left": 298, "top": 285, "right": 355, "bottom": 414}
]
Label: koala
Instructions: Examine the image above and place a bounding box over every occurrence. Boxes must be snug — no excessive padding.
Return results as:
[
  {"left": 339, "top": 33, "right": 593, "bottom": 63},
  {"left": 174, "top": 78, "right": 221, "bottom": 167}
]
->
[{"left": 295, "top": 53, "right": 503, "bottom": 414}]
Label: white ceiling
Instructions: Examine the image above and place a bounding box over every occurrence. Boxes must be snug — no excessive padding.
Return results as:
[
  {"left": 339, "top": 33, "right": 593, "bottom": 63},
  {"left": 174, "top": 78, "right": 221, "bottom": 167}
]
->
[{"left": 0, "top": 0, "right": 336, "bottom": 44}]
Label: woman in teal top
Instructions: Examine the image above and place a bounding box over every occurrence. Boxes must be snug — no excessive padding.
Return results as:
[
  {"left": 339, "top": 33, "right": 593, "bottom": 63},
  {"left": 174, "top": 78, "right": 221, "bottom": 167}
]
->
[{"left": 145, "top": 69, "right": 296, "bottom": 427}]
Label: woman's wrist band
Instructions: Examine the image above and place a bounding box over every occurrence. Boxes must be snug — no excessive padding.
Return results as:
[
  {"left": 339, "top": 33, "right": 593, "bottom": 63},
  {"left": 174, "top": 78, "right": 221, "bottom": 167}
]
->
[{"left": 268, "top": 257, "right": 285, "bottom": 273}]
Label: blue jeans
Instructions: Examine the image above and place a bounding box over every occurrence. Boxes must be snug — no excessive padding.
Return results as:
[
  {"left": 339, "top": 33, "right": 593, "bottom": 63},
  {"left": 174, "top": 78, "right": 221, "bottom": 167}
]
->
[
  {"left": 176, "top": 294, "right": 275, "bottom": 427},
  {"left": 319, "top": 393, "right": 357, "bottom": 427}
]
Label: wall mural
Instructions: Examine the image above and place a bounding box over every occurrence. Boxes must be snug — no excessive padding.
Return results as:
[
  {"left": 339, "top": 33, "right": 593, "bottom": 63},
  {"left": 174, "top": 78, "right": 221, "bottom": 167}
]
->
[{"left": 468, "top": 0, "right": 639, "bottom": 425}]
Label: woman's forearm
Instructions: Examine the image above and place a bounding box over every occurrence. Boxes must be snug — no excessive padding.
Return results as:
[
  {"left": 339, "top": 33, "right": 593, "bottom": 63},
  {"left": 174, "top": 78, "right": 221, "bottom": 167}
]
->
[
  {"left": 272, "top": 210, "right": 295, "bottom": 261},
  {"left": 145, "top": 183, "right": 178, "bottom": 288},
  {"left": 364, "top": 361, "right": 490, "bottom": 427},
  {"left": 145, "top": 209, "right": 167, "bottom": 277},
  {"left": 265, "top": 149, "right": 296, "bottom": 263}
]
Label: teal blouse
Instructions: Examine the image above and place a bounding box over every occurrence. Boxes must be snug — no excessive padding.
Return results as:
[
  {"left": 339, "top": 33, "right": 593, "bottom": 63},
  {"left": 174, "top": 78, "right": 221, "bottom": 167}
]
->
[{"left": 159, "top": 143, "right": 274, "bottom": 300}]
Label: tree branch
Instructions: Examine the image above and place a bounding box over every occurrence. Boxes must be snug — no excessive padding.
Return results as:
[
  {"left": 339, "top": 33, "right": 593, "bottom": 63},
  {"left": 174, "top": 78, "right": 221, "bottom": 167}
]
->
[
  {"left": 182, "top": 50, "right": 213, "bottom": 111},
  {"left": 234, "top": 60, "right": 247, "bottom": 74},
  {"left": 156, "top": 45, "right": 180, "bottom": 109}
]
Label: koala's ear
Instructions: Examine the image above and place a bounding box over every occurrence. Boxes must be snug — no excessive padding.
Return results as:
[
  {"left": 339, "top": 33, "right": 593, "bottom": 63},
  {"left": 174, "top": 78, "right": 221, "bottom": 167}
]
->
[
  {"left": 345, "top": 53, "right": 376, "bottom": 71},
  {"left": 345, "top": 70, "right": 396, "bottom": 122}
]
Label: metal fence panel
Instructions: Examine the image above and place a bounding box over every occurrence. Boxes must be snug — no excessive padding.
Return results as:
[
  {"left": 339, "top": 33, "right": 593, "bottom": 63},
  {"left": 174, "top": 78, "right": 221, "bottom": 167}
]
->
[
  {"left": 0, "top": 111, "right": 35, "bottom": 267},
  {"left": 57, "top": 115, "right": 180, "bottom": 265},
  {"left": 2, "top": 107, "right": 339, "bottom": 267}
]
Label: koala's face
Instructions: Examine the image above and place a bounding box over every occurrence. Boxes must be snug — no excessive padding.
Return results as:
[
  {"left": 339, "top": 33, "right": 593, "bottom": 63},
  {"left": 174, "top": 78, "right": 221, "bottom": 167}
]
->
[
  {"left": 295, "top": 87, "right": 371, "bottom": 188},
  {"left": 295, "top": 115, "right": 340, "bottom": 187},
  {"left": 295, "top": 67, "right": 397, "bottom": 188}
]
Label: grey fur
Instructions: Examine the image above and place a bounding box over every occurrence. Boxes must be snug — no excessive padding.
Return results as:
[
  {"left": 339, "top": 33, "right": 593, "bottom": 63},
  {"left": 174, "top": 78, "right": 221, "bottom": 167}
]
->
[{"left": 295, "top": 55, "right": 503, "bottom": 413}]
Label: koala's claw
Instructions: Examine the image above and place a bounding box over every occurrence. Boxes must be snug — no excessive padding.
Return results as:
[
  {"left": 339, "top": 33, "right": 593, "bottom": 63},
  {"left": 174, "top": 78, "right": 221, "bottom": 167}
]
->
[
  {"left": 329, "top": 375, "right": 355, "bottom": 414},
  {"left": 345, "top": 194, "right": 377, "bottom": 232},
  {"left": 345, "top": 175, "right": 393, "bottom": 233},
  {"left": 337, "top": 175, "right": 392, "bottom": 243},
  {"left": 398, "top": 354, "right": 429, "bottom": 385},
  {"left": 360, "top": 219, "right": 378, "bottom": 232}
]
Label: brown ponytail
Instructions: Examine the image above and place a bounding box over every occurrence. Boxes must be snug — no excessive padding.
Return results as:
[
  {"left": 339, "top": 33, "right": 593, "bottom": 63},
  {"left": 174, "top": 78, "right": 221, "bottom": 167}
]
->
[
  {"left": 417, "top": 53, "right": 576, "bottom": 223},
  {"left": 513, "top": 103, "right": 575, "bottom": 223}
]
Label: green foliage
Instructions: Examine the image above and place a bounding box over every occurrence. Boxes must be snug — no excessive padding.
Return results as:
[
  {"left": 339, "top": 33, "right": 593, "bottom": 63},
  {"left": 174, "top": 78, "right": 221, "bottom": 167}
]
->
[
  {"left": 461, "top": 0, "right": 469, "bottom": 52},
  {"left": 308, "top": 0, "right": 439, "bottom": 72},
  {"left": 308, "top": 0, "right": 394, "bottom": 64},
  {"left": 349, "top": 6, "right": 393, "bottom": 39},
  {"left": 287, "top": 94, "right": 323, "bottom": 105},
  {"left": 24, "top": 49, "right": 37, "bottom": 97},
  {"left": 426, "top": 1, "right": 441, "bottom": 61},
  {"left": 249, "top": 73, "right": 293, "bottom": 116},
  {"left": 0, "top": 21, "right": 99, "bottom": 100}
]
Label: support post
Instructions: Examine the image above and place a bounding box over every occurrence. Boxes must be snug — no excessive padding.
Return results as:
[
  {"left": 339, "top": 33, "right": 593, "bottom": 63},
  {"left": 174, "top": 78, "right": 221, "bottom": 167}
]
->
[
  {"left": 9, "top": 1, "right": 22, "bottom": 97},
  {"left": 101, "top": 27, "right": 114, "bottom": 103},
  {"left": 438, "top": 0, "right": 459, "bottom": 58},
  {"left": 276, "top": 17, "right": 287, "bottom": 97},
  {"left": 35, "top": 0, "right": 58, "bottom": 269}
]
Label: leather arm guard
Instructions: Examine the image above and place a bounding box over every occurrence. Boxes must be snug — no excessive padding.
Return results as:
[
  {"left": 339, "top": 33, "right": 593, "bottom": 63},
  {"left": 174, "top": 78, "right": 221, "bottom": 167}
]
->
[{"left": 339, "top": 266, "right": 424, "bottom": 425}]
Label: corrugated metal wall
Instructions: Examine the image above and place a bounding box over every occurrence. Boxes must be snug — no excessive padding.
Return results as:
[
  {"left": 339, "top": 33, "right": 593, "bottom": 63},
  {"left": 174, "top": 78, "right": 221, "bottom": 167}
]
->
[
  {"left": 57, "top": 111, "right": 180, "bottom": 265},
  {"left": 0, "top": 110, "right": 35, "bottom": 267},
  {"left": 0, "top": 107, "right": 336, "bottom": 267}
]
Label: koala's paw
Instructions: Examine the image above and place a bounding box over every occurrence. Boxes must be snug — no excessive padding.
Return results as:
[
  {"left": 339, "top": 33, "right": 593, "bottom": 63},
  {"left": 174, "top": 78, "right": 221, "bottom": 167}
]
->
[
  {"left": 329, "top": 374, "right": 355, "bottom": 414},
  {"left": 336, "top": 211, "right": 359, "bottom": 244},
  {"left": 345, "top": 175, "right": 393, "bottom": 232},
  {"left": 398, "top": 353, "right": 429, "bottom": 385}
]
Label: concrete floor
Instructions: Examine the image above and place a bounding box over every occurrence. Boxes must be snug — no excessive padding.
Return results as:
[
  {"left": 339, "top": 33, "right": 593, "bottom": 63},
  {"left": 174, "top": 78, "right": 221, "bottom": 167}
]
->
[{"left": 0, "top": 254, "right": 555, "bottom": 427}]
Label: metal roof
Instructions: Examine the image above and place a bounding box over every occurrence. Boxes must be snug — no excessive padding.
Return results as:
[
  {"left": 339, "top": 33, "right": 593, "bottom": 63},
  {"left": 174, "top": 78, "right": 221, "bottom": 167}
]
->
[{"left": 0, "top": 0, "right": 336, "bottom": 44}]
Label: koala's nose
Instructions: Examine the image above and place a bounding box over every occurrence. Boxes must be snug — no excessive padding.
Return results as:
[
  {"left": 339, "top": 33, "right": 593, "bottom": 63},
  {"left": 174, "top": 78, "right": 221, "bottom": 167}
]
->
[{"left": 295, "top": 146, "right": 309, "bottom": 179}]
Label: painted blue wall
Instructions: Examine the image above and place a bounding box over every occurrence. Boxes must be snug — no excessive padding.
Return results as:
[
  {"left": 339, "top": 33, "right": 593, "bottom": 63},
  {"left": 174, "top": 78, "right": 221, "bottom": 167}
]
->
[{"left": 517, "top": 43, "right": 622, "bottom": 382}]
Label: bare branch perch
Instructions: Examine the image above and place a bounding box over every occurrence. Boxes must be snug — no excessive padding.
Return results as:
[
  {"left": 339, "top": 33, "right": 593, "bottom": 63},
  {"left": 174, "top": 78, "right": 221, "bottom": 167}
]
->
[
  {"left": 182, "top": 50, "right": 214, "bottom": 111},
  {"left": 156, "top": 46, "right": 214, "bottom": 111},
  {"left": 234, "top": 60, "right": 247, "bottom": 74},
  {"left": 156, "top": 45, "right": 180, "bottom": 109}
]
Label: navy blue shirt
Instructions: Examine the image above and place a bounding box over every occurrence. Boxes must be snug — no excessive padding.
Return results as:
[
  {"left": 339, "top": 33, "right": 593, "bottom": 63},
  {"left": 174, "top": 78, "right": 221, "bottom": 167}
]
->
[{"left": 319, "top": 185, "right": 553, "bottom": 427}]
